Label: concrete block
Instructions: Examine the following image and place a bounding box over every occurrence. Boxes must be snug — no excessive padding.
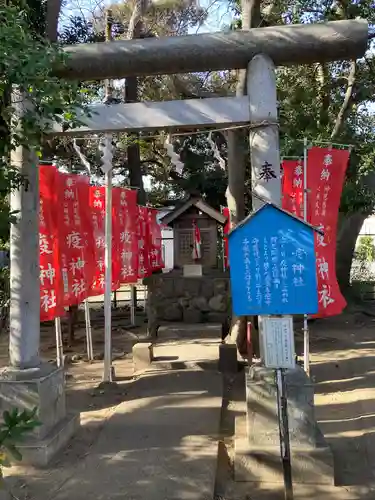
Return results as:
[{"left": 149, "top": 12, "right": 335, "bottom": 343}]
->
[
  {"left": 0, "top": 365, "right": 65, "bottom": 440},
  {"left": 0, "top": 482, "right": 10, "bottom": 500},
  {"left": 240, "top": 364, "right": 335, "bottom": 485},
  {"left": 157, "top": 323, "right": 222, "bottom": 339},
  {"left": 17, "top": 413, "right": 80, "bottom": 467},
  {"left": 246, "top": 365, "right": 319, "bottom": 448},
  {"left": 218, "top": 344, "right": 238, "bottom": 373},
  {"left": 133, "top": 342, "right": 154, "bottom": 373},
  {"left": 0, "top": 364, "right": 79, "bottom": 467},
  {"left": 235, "top": 416, "right": 334, "bottom": 485}
]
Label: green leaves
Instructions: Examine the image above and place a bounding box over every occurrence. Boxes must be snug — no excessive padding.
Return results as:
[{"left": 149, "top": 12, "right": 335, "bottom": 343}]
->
[
  {"left": 0, "top": 406, "right": 41, "bottom": 470},
  {"left": 0, "top": 2, "right": 92, "bottom": 242}
]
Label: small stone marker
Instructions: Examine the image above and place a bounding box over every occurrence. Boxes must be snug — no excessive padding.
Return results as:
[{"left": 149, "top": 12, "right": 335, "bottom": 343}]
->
[
  {"left": 183, "top": 264, "right": 203, "bottom": 277},
  {"left": 132, "top": 342, "right": 153, "bottom": 373}
]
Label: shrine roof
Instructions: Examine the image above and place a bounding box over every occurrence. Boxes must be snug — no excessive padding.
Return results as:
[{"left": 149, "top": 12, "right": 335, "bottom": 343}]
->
[
  {"left": 160, "top": 196, "right": 227, "bottom": 226},
  {"left": 228, "top": 193, "right": 323, "bottom": 236}
]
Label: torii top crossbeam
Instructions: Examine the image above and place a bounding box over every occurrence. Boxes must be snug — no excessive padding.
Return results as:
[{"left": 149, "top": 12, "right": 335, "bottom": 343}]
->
[{"left": 56, "top": 20, "right": 368, "bottom": 81}]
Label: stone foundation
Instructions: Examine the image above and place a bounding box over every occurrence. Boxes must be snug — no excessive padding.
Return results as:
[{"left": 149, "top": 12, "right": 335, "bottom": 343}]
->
[
  {"left": 234, "top": 365, "right": 334, "bottom": 485},
  {"left": 0, "top": 364, "right": 79, "bottom": 466},
  {"left": 144, "top": 272, "right": 230, "bottom": 335}
]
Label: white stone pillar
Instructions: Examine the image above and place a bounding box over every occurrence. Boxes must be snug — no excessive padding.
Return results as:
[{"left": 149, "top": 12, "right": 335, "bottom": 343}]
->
[
  {"left": 247, "top": 54, "right": 281, "bottom": 362},
  {"left": 8, "top": 91, "right": 40, "bottom": 369},
  {"left": 248, "top": 54, "right": 281, "bottom": 210}
]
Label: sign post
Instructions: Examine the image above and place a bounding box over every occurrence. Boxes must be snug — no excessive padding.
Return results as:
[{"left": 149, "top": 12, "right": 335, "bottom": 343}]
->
[
  {"left": 276, "top": 367, "right": 293, "bottom": 500},
  {"left": 262, "top": 315, "right": 295, "bottom": 500},
  {"left": 228, "top": 199, "right": 321, "bottom": 499}
]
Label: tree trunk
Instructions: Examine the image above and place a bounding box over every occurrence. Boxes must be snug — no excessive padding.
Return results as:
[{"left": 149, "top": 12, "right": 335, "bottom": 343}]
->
[
  {"left": 125, "top": 5, "right": 146, "bottom": 205},
  {"left": 226, "top": 0, "right": 261, "bottom": 357},
  {"left": 336, "top": 212, "right": 367, "bottom": 293},
  {"left": 46, "top": 0, "right": 61, "bottom": 42},
  {"left": 125, "top": 76, "right": 146, "bottom": 205},
  {"left": 67, "top": 305, "right": 79, "bottom": 345}
]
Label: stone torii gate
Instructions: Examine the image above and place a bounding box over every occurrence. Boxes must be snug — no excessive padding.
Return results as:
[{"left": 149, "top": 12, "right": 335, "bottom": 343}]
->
[{"left": 0, "top": 19, "right": 368, "bottom": 466}]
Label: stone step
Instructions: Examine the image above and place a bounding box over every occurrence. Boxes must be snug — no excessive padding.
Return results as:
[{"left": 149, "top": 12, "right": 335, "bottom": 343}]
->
[
  {"left": 235, "top": 414, "right": 334, "bottom": 485},
  {"left": 17, "top": 413, "right": 80, "bottom": 467}
]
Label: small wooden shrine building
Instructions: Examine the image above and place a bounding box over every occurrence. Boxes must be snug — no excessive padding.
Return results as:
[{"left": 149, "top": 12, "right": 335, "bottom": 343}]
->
[{"left": 160, "top": 196, "right": 227, "bottom": 273}]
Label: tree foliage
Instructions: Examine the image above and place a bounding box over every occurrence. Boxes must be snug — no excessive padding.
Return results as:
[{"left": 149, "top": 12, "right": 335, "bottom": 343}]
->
[
  {"left": 356, "top": 235, "right": 375, "bottom": 263},
  {"left": 0, "top": 1, "right": 89, "bottom": 241}
]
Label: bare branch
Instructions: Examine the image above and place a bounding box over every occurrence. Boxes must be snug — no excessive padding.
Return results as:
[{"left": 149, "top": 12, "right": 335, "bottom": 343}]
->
[
  {"left": 331, "top": 59, "right": 356, "bottom": 140},
  {"left": 171, "top": 75, "right": 230, "bottom": 99}
]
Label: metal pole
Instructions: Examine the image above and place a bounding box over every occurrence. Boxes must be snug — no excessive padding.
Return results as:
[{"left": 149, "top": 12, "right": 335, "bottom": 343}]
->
[
  {"left": 84, "top": 299, "right": 94, "bottom": 361},
  {"left": 276, "top": 369, "right": 294, "bottom": 500},
  {"left": 102, "top": 9, "right": 114, "bottom": 383},
  {"left": 303, "top": 137, "right": 310, "bottom": 375},
  {"left": 130, "top": 285, "right": 136, "bottom": 326},
  {"left": 55, "top": 317, "right": 64, "bottom": 368},
  {"left": 103, "top": 167, "right": 113, "bottom": 381}
]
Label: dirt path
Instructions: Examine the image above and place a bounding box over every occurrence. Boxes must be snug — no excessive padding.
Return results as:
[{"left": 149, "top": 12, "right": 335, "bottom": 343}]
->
[
  {"left": 215, "top": 312, "right": 375, "bottom": 499},
  {"left": 2, "top": 310, "right": 375, "bottom": 499},
  {"left": 310, "top": 313, "right": 375, "bottom": 490}
]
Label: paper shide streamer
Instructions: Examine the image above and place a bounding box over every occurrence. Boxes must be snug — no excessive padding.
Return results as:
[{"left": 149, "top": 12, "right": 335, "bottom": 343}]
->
[{"left": 164, "top": 134, "right": 184, "bottom": 175}]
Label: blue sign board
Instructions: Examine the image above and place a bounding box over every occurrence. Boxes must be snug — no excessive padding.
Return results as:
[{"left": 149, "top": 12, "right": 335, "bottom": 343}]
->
[{"left": 228, "top": 204, "right": 318, "bottom": 316}]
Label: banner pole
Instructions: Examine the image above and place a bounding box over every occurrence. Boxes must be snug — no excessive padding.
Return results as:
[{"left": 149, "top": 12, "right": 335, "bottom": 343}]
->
[
  {"left": 55, "top": 317, "right": 64, "bottom": 367},
  {"left": 276, "top": 368, "right": 294, "bottom": 500},
  {"left": 130, "top": 284, "right": 136, "bottom": 326},
  {"left": 102, "top": 10, "right": 114, "bottom": 383},
  {"left": 303, "top": 137, "right": 310, "bottom": 375},
  {"left": 84, "top": 299, "right": 94, "bottom": 361},
  {"left": 143, "top": 284, "right": 147, "bottom": 312},
  {"left": 103, "top": 165, "right": 113, "bottom": 382}
]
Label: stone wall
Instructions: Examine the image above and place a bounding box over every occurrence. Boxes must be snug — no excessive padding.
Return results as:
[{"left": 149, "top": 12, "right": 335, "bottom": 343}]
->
[{"left": 145, "top": 272, "right": 230, "bottom": 327}]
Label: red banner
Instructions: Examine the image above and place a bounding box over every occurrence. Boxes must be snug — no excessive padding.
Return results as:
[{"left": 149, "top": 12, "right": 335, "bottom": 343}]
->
[
  {"left": 39, "top": 169, "right": 165, "bottom": 313},
  {"left": 57, "top": 173, "right": 96, "bottom": 306},
  {"left": 281, "top": 159, "right": 304, "bottom": 219},
  {"left": 307, "top": 147, "right": 349, "bottom": 317},
  {"left": 39, "top": 166, "right": 65, "bottom": 321},
  {"left": 88, "top": 186, "right": 121, "bottom": 295},
  {"left": 147, "top": 208, "right": 164, "bottom": 272},
  {"left": 112, "top": 188, "right": 139, "bottom": 283},
  {"left": 137, "top": 206, "right": 152, "bottom": 279}
]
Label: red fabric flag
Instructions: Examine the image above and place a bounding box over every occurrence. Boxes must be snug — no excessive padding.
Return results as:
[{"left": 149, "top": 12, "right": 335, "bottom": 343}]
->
[
  {"left": 137, "top": 206, "right": 152, "bottom": 279},
  {"left": 307, "top": 147, "right": 350, "bottom": 317},
  {"left": 147, "top": 208, "right": 164, "bottom": 272},
  {"left": 88, "top": 186, "right": 120, "bottom": 296},
  {"left": 57, "top": 173, "right": 96, "bottom": 306},
  {"left": 192, "top": 219, "right": 202, "bottom": 260},
  {"left": 39, "top": 165, "right": 65, "bottom": 321},
  {"left": 112, "top": 188, "right": 139, "bottom": 284},
  {"left": 281, "top": 159, "right": 304, "bottom": 219},
  {"left": 222, "top": 207, "right": 230, "bottom": 270}
]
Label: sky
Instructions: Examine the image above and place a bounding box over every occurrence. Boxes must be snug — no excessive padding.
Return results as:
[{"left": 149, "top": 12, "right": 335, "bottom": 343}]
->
[
  {"left": 61, "top": 1, "right": 374, "bottom": 189},
  {"left": 61, "top": 0, "right": 233, "bottom": 191},
  {"left": 62, "top": 0, "right": 232, "bottom": 33}
]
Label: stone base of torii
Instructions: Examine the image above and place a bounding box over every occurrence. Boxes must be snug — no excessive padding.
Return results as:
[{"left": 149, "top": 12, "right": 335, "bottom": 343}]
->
[{"left": 0, "top": 19, "right": 368, "bottom": 470}]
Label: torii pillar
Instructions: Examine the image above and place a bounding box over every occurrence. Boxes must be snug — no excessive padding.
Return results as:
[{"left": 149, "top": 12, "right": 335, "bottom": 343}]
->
[
  {"left": 234, "top": 55, "right": 336, "bottom": 484},
  {"left": 0, "top": 93, "right": 79, "bottom": 467}
]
